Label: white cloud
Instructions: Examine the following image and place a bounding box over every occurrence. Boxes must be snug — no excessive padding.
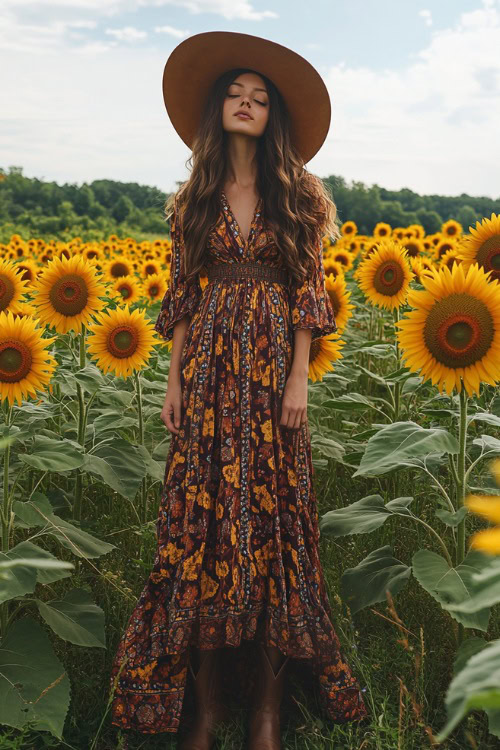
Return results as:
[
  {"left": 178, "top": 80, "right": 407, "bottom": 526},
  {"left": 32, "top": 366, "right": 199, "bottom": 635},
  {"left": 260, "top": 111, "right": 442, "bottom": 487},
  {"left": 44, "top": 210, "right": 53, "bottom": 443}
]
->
[
  {"left": 154, "top": 25, "right": 191, "bottom": 38},
  {"left": 105, "top": 26, "right": 147, "bottom": 41},
  {"left": 314, "top": 0, "right": 500, "bottom": 197},
  {"left": 418, "top": 9, "right": 432, "bottom": 27}
]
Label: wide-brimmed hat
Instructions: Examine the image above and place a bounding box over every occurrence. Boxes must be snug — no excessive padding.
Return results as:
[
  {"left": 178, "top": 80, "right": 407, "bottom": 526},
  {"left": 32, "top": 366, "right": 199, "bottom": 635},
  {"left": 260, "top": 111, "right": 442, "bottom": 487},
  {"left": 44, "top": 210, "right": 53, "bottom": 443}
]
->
[{"left": 162, "top": 31, "right": 331, "bottom": 165}]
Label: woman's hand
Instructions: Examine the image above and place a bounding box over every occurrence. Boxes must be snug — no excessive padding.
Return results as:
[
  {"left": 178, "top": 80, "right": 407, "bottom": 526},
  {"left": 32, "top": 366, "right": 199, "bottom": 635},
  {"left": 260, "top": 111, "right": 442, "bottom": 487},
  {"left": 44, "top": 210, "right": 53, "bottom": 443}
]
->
[
  {"left": 280, "top": 371, "right": 308, "bottom": 429},
  {"left": 161, "top": 379, "right": 183, "bottom": 435}
]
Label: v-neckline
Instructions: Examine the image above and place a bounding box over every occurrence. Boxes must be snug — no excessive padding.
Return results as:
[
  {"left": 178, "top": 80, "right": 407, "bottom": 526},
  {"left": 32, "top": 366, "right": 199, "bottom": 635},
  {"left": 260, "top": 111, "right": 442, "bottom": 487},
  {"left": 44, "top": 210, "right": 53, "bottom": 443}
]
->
[{"left": 221, "top": 190, "right": 262, "bottom": 249}]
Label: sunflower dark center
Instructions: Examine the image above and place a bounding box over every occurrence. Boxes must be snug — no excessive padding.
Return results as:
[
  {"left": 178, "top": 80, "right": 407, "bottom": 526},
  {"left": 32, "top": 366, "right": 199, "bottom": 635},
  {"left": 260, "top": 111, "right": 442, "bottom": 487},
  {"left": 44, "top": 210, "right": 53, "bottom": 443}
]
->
[
  {"left": 438, "top": 243, "right": 453, "bottom": 258},
  {"left": 405, "top": 243, "right": 420, "bottom": 257},
  {"left": 49, "top": 274, "right": 89, "bottom": 316},
  {"left": 373, "top": 260, "right": 405, "bottom": 296},
  {"left": 0, "top": 341, "right": 33, "bottom": 383},
  {"left": 146, "top": 265, "right": 156, "bottom": 275},
  {"left": 111, "top": 262, "right": 129, "bottom": 278},
  {"left": 108, "top": 326, "right": 138, "bottom": 359},
  {"left": 329, "top": 290, "right": 340, "bottom": 315},
  {"left": 0, "top": 276, "right": 15, "bottom": 311},
  {"left": 423, "top": 293, "right": 494, "bottom": 367},
  {"left": 120, "top": 286, "right": 131, "bottom": 299},
  {"left": 476, "top": 234, "right": 500, "bottom": 281}
]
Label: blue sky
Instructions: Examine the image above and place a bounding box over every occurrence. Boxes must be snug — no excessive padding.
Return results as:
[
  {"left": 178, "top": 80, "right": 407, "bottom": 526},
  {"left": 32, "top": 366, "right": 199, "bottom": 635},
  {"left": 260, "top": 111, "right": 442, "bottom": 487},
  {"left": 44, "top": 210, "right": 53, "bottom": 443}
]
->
[{"left": 1, "top": 0, "right": 499, "bottom": 198}]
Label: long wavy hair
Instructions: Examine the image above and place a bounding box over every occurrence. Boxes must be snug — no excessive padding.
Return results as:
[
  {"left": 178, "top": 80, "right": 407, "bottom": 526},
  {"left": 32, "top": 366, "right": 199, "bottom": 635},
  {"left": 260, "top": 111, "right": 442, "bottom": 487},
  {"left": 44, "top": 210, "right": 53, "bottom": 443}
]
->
[{"left": 165, "top": 67, "right": 341, "bottom": 286}]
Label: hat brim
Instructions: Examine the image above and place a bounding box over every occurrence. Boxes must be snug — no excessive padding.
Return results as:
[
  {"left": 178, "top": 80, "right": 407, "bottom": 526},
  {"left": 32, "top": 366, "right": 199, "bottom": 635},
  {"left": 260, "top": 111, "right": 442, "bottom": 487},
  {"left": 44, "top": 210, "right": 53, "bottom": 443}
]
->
[{"left": 162, "top": 31, "right": 331, "bottom": 165}]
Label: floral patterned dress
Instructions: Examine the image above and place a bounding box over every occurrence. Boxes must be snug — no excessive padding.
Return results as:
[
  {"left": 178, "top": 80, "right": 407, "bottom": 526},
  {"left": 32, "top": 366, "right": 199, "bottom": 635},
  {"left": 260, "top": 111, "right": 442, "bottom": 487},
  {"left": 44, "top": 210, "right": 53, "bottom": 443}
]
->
[{"left": 108, "top": 191, "right": 367, "bottom": 734}]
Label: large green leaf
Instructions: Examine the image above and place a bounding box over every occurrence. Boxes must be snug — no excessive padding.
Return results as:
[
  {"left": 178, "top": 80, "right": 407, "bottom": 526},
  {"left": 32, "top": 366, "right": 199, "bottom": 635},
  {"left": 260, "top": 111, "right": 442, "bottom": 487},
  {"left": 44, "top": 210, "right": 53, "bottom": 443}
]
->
[
  {"left": 412, "top": 549, "right": 491, "bottom": 631},
  {"left": 446, "top": 557, "right": 500, "bottom": 614},
  {"left": 0, "top": 549, "right": 38, "bottom": 604},
  {"left": 322, "top": 393, "right": 376, "bottom": 412},
  {"left": 311, "top": 435, "right": 345, "bottom": 461},
  {"left": 468, "top": 412, "right": 500, "bottom": 428},
  {"left": 340, "top": 545, "right": 411, "bottom": 613},
  {"left": 19, "top": 436, "right": 85, "bottom": 472},
  {"left": 472, "top": 435, "right": 500, "bottom": 455},
  {"left": 83, "top": 437, "right": 148, "bottom": 500},
  {"left": 320, "top": 494, "right": 414, "bottom": 537},
  {"left": 436, "top": 638, "right": 500, "bottom": 741},
  {"left": 13, "top": 496, "right": 116, "bottom": 559},
  {"left": 3, "top": 540, "right": 73, "bottom": 586},
  {"left": 0, "top": 616, "right": 70, "bottom": 738},
  {"left": 35, "top": 588, "right": 106, "bottom": 647},
  {"left": 353, "top": 421, "right": 459, "bottom": 477},
  {"left": 453, "top": 637, "right": 488, "bottom": 676}
]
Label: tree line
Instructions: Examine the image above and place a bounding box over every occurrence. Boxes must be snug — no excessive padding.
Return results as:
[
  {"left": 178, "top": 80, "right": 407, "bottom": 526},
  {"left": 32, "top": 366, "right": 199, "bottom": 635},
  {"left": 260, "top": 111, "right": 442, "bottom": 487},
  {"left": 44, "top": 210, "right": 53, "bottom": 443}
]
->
[{"left": 1, "top": 166, "right": 498, "bottom": 243}]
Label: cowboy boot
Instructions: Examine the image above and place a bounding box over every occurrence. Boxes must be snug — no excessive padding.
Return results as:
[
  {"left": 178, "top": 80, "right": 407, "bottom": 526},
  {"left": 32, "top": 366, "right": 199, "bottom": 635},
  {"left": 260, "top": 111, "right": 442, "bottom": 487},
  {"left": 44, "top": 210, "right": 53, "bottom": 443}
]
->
[
  {"left": 247, "top": 644, "right": 290, "bottom": 750},
  {"left": 178, "top": 647, "right": 230, "bottom": 750}
]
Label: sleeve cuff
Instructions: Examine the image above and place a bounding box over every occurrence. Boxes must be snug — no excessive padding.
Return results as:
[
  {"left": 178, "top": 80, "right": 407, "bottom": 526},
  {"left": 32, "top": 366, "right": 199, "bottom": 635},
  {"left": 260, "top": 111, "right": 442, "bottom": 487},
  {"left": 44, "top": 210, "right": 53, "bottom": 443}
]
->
[
  {"left": 290, "top": 280, "right": 338, "bottom": 341},
  {"left": 154, "top": 284, "right": 201, "bottom": 342}
]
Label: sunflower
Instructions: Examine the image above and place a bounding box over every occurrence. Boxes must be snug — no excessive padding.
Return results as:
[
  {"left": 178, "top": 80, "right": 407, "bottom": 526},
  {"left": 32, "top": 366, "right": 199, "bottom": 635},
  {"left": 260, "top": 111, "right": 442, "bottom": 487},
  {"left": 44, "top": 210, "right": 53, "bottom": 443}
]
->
[
  {"left": 308, "top": 333, "right": 345, "bottom": 383},
  {"left": 0, "top": 309, "right": 57, "bottom": 406},
  {"left": 442, "top": 219, "right": 463, "bottom": 238},
  {"left": 357, "top": 238, "right": 414, "bottom": 310},
  {"left": 373, "top": 222, "right": 392, "bottom": 239},
  {"left": 403, "top": 238, "right": 426, "bottom": 258},
  {"left": 324, "top": 259, "right": 345, "bottom": 279},
  {"left": 0, "top": 259, "right": 30, "bottom": 314},
  {"left": 332, "top": 248, "right": 354, "bottom": 271},
  {"left": 109, "top": 274, "right": 142, "bottom": 306},
  {"left": 14, "top": 259, "right": 39, "bottom": 286},
  {"left": 439, "top": 247, "right": 463, "bottom": 271},
  {"left": 103, "top": 256, "right": 135, "bottom": 281},
  {"left": 86, "top": 306, "right": 158, "bottom": 378},
  {"left": 434, "top": 237, "right": 458, "bottom": 261},
  {"left": 396, "top": 263, "right": 500, "bottom": 397},
  {"left": 31, "top": 254, "right": 108, "bottom": 334},
  {"left": 341, "top": 220, "right": 357, "bottom": 238},
  {"left": 466, "top": 459, "right": 500, "bottom": 555},
  {"left": 409, "top": 257, "right": 434, "bottom": 284},
  {"left": 140, "top": 259, "right": 162, "bottom": 279},
  {"left": 459, "top": 212, "right": 500, "bottom": 284},
  {"left": 325, "top": 273, "right": 355, "bottom": 333},
  {"left": 142, "top": 272, "right": 168, "bottom": 303}
]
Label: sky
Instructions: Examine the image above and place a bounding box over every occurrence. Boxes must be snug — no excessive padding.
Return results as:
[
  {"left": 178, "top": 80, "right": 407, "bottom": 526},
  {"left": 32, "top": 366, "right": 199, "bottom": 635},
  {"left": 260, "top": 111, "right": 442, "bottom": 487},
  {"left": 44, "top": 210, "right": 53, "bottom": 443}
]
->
[{"left": 1, "top": 0, "right": 499, "bottom": 199}]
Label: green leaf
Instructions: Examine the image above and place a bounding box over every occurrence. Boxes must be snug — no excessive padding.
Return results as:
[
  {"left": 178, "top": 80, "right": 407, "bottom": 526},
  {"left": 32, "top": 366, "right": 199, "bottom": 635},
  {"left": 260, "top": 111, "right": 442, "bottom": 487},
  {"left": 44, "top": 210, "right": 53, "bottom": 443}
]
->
[
  {"left": 19, "top": 436, "right": 85, "bottom": 472},
  {"left": 446, "top": 557, "right": 500, "bottom": 614},
  {"left": 435, "top": 506, "right": 469, "bottom": 527},
  {"left": 436, "top": 638, "right": 500, "bottom": 741},
  {"left": 320, "top": 494, "right": 414, "bottom": 537},
  {"left": 453, "top": 637, "right": 488, "bottom": 676},
  {"left": 340, "top": 545, "right": 411, "bottom": 613},
  {"left": 0, "top": 549, "right": 38, "bottom": 604},
  {"left": 0, "top": 616, "right": 70, "bottom": 737},
  {"left": 353, "top": 421, "right": 459, "bottom": 477},
  {"left": 311, "top": 435, "right": 345, "bottom": 461},
  {"left": 83, "top": 437, "right": 148, "bottom": 500},
  {"left": 472, "top": 435, "right": 500, "bottom": 455},
  {"left": 3, "top": 540, "right": 73, "bottom": 585},
  {"left": 13, "top": 497, "right": 116, "bottom": 559},
  {"left": 412, "top": 549, "right": 491, "bottom": 631},
  {"left": 322, "top": 393, "right": 377, "bottom": 412},
  {"left": 467, "top": 412, "right": 500, "bottom": 428},
  {"left": 35, "top": 588, "right": 106, "bottom": 647}
]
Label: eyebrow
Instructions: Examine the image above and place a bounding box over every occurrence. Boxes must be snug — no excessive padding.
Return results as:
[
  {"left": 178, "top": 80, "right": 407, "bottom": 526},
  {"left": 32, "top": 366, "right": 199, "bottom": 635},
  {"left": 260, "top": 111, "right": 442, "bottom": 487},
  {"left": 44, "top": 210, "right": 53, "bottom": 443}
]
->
[{"left": 229, "top": 82, "right": 268, "bottom": 94}]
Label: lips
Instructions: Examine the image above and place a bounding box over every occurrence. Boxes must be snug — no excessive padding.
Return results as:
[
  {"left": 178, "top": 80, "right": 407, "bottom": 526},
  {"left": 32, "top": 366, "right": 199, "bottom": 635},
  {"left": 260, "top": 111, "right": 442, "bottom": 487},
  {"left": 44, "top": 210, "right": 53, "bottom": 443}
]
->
[{"left": 235, "top": 112, "right": 253, "bottom": 119}]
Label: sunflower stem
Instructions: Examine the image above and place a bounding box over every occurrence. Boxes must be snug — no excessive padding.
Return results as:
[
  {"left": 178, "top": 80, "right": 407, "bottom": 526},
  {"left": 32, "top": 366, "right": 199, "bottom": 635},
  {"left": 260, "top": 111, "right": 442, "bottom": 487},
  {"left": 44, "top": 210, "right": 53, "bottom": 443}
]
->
[
  {"left": 392, "top": 308, "right": 402, "bottom": 423},
  {"left": 74, "top": 328, "right": 87, "bottom": 523},
  {"left": 0, "top": 403, "right": 13, "bottom": 638},
  {"left": 133, "top": 370, "right": 147, "bottom": 525},
  {"left": 455, "top": 387, "right": 468, "bottom": 570}
]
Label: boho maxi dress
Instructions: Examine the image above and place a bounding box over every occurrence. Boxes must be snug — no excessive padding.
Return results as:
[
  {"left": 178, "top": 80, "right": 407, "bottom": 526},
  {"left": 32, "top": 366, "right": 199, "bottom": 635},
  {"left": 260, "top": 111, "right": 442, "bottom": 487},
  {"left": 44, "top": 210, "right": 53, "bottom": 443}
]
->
[{"left": 108, "top": 190, "right": 367, "bottom": 734}]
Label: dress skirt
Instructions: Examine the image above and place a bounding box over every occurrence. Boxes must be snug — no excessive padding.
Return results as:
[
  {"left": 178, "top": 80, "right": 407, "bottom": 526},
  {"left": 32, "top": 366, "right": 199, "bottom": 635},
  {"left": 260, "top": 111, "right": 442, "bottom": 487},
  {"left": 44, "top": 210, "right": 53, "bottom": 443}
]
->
[{"left": 108, "top": 192, "right": 367, "bottom": 733}]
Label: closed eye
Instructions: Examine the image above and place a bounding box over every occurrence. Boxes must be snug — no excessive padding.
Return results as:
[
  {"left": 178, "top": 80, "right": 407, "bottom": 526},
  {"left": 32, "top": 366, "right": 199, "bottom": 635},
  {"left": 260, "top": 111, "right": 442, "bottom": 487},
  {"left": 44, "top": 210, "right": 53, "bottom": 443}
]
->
[{"left": 227, "top": 93, "right": 267, "bottom": 106}]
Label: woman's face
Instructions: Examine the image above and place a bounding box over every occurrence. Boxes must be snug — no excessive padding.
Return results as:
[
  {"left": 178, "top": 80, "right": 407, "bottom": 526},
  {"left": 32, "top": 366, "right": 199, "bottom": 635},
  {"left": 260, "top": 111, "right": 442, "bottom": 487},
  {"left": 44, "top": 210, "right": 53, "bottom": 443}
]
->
[{"left": 221, "top": 71, "right": 269, "bottom": 140}]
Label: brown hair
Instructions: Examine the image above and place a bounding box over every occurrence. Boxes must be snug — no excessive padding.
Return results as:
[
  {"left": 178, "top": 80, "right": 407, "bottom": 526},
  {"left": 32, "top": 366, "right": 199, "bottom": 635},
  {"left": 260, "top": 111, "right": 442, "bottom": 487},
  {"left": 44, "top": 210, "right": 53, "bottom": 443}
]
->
[{"left": 164, "top": 67, "right": 340, "bottom": 285}]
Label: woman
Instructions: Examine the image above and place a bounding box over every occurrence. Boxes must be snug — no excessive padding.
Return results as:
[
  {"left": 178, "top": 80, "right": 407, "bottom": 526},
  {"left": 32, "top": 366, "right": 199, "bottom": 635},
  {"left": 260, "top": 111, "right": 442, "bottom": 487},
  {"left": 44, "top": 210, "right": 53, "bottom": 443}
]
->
[{"left": 109, "top": 31, "right": 367, "bottom": 749}]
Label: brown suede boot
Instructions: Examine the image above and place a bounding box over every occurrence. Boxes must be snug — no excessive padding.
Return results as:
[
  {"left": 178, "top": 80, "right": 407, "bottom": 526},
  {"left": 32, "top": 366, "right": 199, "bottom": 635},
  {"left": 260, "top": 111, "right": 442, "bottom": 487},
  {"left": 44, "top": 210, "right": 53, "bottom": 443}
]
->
[
  {"left": 247, "top": 644, "right": 290, "bottom": 750},
  {"left": 178, "top": 648, "right": 230, "bottom": 750}
]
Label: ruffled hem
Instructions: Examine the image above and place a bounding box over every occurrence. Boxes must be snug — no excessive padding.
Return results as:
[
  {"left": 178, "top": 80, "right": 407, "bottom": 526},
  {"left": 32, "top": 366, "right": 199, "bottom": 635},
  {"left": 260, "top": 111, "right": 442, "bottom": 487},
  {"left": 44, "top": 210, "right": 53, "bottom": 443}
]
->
[
  {"left": 290, "top": 279, "right": 338, "bottom": 341},
  {"left": 109, "top": 597, "right": 367, "bottom": 734}
]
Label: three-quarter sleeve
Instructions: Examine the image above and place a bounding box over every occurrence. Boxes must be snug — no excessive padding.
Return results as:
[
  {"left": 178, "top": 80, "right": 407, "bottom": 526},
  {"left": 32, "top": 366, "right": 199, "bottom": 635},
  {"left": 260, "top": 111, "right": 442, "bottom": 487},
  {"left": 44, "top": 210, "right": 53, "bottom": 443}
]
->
[
  {"left": 288, "top": 234, "right": 338, "bottom": 340},
  {"left": 154, "top": 201, "right": 202, "bottom": 342}
]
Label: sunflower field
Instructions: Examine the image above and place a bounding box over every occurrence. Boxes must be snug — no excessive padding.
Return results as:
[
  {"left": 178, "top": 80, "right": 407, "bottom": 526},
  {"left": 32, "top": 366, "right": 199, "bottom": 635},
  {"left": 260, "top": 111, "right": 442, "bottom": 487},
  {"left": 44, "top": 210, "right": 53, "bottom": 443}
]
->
[{"left": 1, "top": 213, "right": 500, "bottom": 750}]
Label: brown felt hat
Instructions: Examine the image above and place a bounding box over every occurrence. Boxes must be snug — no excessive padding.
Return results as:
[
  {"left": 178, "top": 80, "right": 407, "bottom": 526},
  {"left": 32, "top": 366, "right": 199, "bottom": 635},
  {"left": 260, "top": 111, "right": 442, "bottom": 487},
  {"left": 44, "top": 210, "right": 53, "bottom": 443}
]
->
[{"left": 162, "top": 30, "right": 331, "bottom": 165}]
